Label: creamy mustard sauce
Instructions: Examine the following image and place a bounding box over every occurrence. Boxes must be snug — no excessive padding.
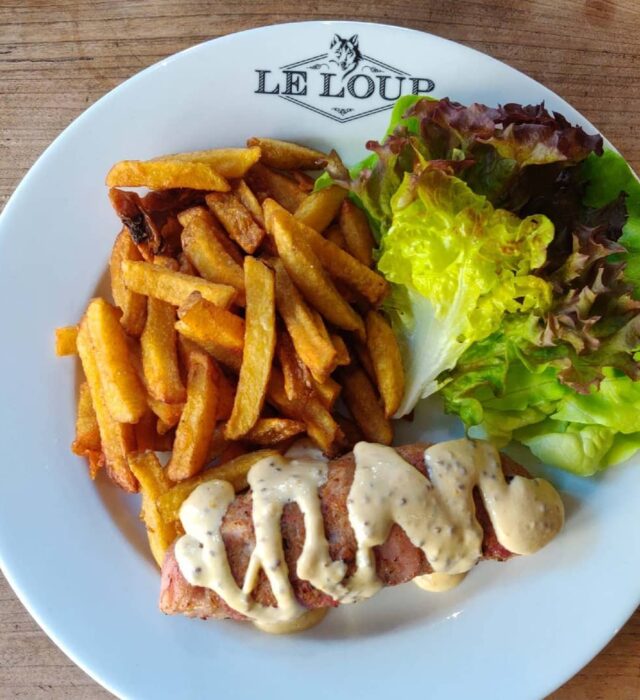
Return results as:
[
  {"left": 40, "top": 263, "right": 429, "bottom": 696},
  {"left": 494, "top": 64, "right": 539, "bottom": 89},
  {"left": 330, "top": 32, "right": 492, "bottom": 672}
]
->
[
  {"left": 413, "top": 572, "right": 467, "bottom": 592},
  {"left": 175, "top": 438, "right": 564, "bottom": 632}
]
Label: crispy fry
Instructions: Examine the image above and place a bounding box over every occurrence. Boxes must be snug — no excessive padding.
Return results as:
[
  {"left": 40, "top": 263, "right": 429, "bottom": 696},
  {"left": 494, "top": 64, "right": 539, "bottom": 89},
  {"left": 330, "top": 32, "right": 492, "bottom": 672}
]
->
[
  {"left": 175, "top": 294, "right": 245, "bottom": 371},
  {"left": 355, "top": 341, "right": 376, "bottom": 382},
  {"left": 110, "top": 229, "right": 148, "bottom": 335},
  {"left": 312, "top": 376, "right": 341, "bottom": 410},
  {"left": 246, "top": 137, "right": 327, "bottom": 170},
  {"left": 108, "top": 190, "right": 161, "bottom": 259},
  {"left": 244, "top": 418, "right": 306, "bottom": 445},
  {"left": 277, "top": 331, "right": 313, "bottom": 402},
  {"left": 340, "top": 199, "right": 376, "bottom": 267},
  {"left": 106, "top": 159, "right": 230, "bottom": 191},
  {"left": 330, "top": 333, "right": 350, "bottom": 366},
  {"left": 158, "top": 449, "right": 278, "bottom": 523},
  {"left": 266, "top": 200, "right": 365, "bottom": 335},
  {"left": 121, "top": 259, "right": 236, "bottom": 309},
  {"left": 294, "top": 185, "right": 347, "bottom": 232},
  {"left": 246, "top": 163, "right": 307, "bottom": 212},
  {"left": 341, "top": 365, "right": 393, "bottom": 446},
  {"left": 134, "top": 412, "right": 175, "bottom": 452},
  {"left": 85, "top": 298, "right": 147, "bottom": 424},
  {"left": 150, "top": 146, "right": 261, "bottom": 178},
  {"left": 216, "top": 371, "right": 236, "bottom": 420},
  {"left": 76, "top": 319, "right": 137, "bottom": 492},
  {"left": 233, "top": 179, "right": 265, "bottom": 226},
  {"left": 178, "top": 252, "right": 198, "bottom": 276},
  {"left": 179, "top": 207, "right": 245, "bottom": 298},
  {"left": 366, "top": 310, "right": 405, "bottom": 417},
  {"left": 141, "top": 296, "right": 186, "bottom": 403},
  {"left": 225, "top": 258, "right": 276, "bottom": 439},
  {"left": 128, "top": 452, "right": 178, "bottom": 567},
  {"left": 265, "top": 199, "right": 387, "bottom": 305},
  {"left": 273, "top": 259, "right": 337, "bottom": 383},
  {"left": 148, "top": 396, "right": 184, "bottom": 432},
  {"left": 325, "top": 224, "right": 347, "bottom": 249},
  {"left": 206, "top": 192, "right": 265, "bottom": 254},
  {"left": 71, "top": 381, "right": 103, "bottom": 478},
  {"left": 166, "top": 349, "right": 220, "bottom": 481},
  {"left": 55, "top": 326, "right": 78, "bottom": 356}
]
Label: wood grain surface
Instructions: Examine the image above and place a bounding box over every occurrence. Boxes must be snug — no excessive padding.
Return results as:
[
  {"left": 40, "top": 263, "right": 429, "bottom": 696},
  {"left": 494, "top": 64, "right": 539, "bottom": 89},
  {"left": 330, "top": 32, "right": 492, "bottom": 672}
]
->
[{"left": 1, "top": 1, "right": 639, "bottom": 698}]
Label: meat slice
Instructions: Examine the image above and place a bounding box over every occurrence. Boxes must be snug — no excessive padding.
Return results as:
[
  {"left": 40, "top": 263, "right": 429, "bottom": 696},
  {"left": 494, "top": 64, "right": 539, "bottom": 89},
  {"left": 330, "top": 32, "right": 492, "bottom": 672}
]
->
[{"left": 159, "top": 442, "right": 530, "bottom": 619}]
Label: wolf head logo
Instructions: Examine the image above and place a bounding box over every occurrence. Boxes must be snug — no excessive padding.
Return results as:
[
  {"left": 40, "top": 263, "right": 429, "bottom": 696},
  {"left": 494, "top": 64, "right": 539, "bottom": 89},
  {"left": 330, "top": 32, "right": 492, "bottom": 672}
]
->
[{"left": 329, "top": 34, "right": 362, "bottom": 79}]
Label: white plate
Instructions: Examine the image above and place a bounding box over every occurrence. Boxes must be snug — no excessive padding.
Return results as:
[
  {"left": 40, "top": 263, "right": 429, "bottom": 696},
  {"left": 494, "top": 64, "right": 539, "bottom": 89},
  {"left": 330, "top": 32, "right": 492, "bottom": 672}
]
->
[{"left": 0, "top": 21, "right": 638, "bottom": 700}]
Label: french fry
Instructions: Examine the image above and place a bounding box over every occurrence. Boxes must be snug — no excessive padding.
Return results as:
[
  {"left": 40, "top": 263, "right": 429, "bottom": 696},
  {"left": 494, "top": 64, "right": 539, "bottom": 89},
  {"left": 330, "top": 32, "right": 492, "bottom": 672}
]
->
[
  {"left": 134, "top": 412, "right": 175, "bottom": 452},
  {"left": 141, "top": 296, "right": 186, "bottom": 403},
  {"left": 225, "top": 258, "right": 276, "bottom": 439},
  {"left": 273, "top": 259, "right": 337, "bottom": 383},
  {"left": 246, "top": 137, "right": 327, "bottom": 170},
  {"left": 158, "top": 449, "right": 278, "bottom": 523},
  {"left": 216, "top": 371, "right": 236, "bottom": 420},
  {"left": 166, "top": 349, "right": 220, "bottom": 481},
  {"left": 312, "top": 376, "right": 341, "bottom": 410},
  {"left": 206, "top": 192, "right": 265, "bottom": 254},
  {"left": 330, "top": 333, "right": 350, "bottom": 366},
  {"left": 335, "top": 414, "right": 364, "bottom": 450},
  {"left": 355, "top": 341, "right": 376, "bottom": 382},
  {"left": 71, "top": 381, "right": 103, "bottom": 478},
  {"left": 366, "top": 310, "right": 405, "bottom": 417},
  {"left": 277, "top": 331, "right": 313, "bottom": 402},
  {"left": 150, "top": 146, "right": 261, "bottom": 178},
  {"left": 76, "top": 319, "right": 137, "bottom": 492},
  {"left": 340, "top": 200, "right": 376, "bottom": 267},
  {"left": 340, "top": 365, "right": 393, "bottom": 446},
  {"left": 148, "top": 396, "right": 184, "bottom": 432},
  {"left": 121, "top": 260, "right": 236, "bottom": 309},
  {"left": 128, "top": 452, "right": 178, "bottom": 567},
  {"left": 178, "top": 252, "right": 198, "bottom": 276},
  {"left": 244, "top": 418, "right": 306, "bottom": 445},
  {"left": 179, "top": 205, "right": 244, "bottom": 264},
  {"left": 179, "top": 207, "right": 245, "bottom": 298},
  {"left": 175, "top": 294, "right": 245, "bottom": 371},
  {"left": 106, "top": 159, "right": 230, "bottom": 191},
  {"left": 266, "top": 200, "right": 365, "bottom": 335},
  {"left": 290, "top": 171, "right": 315, "bottom": 192},
  {"left": 294, "top": 185, "right": 347, "bottom": 232},
  {"left": 325, "top": 223, "right": 347, "bottom": 250},
  {"left": 110, "top": 229, "right": 148, "bottom": 335},
  {"left": 85, "top": 298, "right": 147, "bottom": 424},
  {"left": 55, "top": 326, "right": 78, "bottom": 356},
  {"left": 265, "top": 199, "right": 388, "bottom": 306},
  {"left": 234, "top": 179, "right": 265, "bottom": 226},
  {"left": 246, "top": 163, "right": 307, "bottom": 212}
]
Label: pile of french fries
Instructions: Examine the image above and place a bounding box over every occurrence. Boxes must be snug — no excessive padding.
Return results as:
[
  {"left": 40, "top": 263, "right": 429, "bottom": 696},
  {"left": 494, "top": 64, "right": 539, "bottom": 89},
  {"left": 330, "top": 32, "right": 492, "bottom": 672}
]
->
[{"left": 55, "top": 138, "right": 405, "bottom": 566}]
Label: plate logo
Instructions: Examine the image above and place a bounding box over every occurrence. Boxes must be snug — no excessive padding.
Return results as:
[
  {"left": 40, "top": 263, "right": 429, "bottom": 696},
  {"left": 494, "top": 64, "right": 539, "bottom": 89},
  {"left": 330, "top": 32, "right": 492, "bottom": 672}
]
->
[{"left": 255, "top": 33, "right": 435, "bottom": 123}]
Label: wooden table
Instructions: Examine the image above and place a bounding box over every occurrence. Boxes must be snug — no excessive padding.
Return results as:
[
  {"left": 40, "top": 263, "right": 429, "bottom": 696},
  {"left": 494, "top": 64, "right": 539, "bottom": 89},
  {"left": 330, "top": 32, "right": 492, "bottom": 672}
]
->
[{"left": 1, "top": 1, "right": 639, "bottom": 697}]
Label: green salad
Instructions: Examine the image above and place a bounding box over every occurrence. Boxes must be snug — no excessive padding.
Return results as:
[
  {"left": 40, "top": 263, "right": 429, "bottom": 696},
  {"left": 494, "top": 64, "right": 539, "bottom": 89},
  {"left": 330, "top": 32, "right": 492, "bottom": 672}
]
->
[{"left": 324, "top": 95, "right": 640, "bottom": 476}]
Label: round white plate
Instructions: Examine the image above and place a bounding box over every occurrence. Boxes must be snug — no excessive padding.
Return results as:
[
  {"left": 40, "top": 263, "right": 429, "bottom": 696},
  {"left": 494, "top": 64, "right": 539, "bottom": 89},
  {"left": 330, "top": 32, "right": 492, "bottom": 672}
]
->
[{"left": 0, "top": 21, "right": 638, "bottom": 700}]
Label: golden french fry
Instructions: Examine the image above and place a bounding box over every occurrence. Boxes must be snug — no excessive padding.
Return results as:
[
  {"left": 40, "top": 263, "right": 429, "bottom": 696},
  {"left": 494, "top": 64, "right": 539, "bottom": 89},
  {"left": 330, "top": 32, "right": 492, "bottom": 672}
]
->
[
  {"left": 277, "top": 331, "right": 313, "bottom": 402},
  {"left": 141, "top": 296, "right": 186, "bottom": 404},
  {"left": 106, "top": 159, "right": 230, "bottom": 191},
  {"left": 234, "top": 179, "right": 265, "bottom": 226},
  {"left": 340, "top": 200, "right": 376, "bottom": 267},
  {"left": 150, "top": 146, "right": 261, "bottom": 178},
  {"left": 355, "top": 341, "right": 376, "bottom": 382},
  {"left": 175, "top": 294, "right": 245, "bottom": 371},
  {"left": 325, "top": 224, "right": 347, "bottom": 250},
  {"left": 71, "top": 381, "right": 103, "bottom": 478},
  {"left": 121, "top": 259, "right": 236, "bottom": 309},
  {"left": 206, "top": 192, "right": 265, "bottom": 254},
  {"left": 216, "top": 371, "right": 236, "bottom": 420},
  {"left": 341, "top": 365, "right": 393, "bottom": 446},
  {"left": 246, "top": 163, "right": 307, "bottom": 212},
  {"left": 134, "top": 412, "right": 175, "bottom": 452},
  {"left": 330, "top": 333, "right": 350, "bottom": 366},
  {"left": 148, "top": 396, "right": 184, "bottom": 432},
  {"left": 273, "top": 259, "right": 337, "bottom": 383},
  {"left": 76, "top": 319, "right": 137, "bottom": 492},
  {"left": 225, "top": 258, "right": 276, "bottom": 439},
  {"left": 366, "top": 310, "right": 405, "bottom": 417},
  {"left": 178, "top": 205, "right": 244, "bottom": 264},
  {"left": 158, "top": 449, "right": 278, "bottom": 523},
  {"left": 179, "top": 207, "right": 245, "bottom": 298},
  {"left": 246, "top": 137, "right": 327, "bottom": 170},
  {"left": 166, "top": 349, "right": 220, "bottom": 481},
  {"left": 55, "top": 326, "right": 78, "bottom": 356},
  {"left": 128, "top": 451, "right": 178, "bottom": 567},
  {"left": 294, "top": 185, "right": 347, "bottom": 232},
  {"left": 266, "top": 200, "right": 365, "bottom": 335},
  {"left": 110, "top": 228, "right": 147, "bottom": 336},
  {"left": 265, "top": 199, "right": 387, "bottom": 305},
  {"left": 178, "top": 252, "right": 198, "bottom": 276},
  {"left": 244, "top": 418, "right": 306, "bottom": 445},
  {"left": 312, "top": 376, "right": 341, "bottom": 410},
  {"left": 85, "top": 298, "right": 147, "bottom": 424}
]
